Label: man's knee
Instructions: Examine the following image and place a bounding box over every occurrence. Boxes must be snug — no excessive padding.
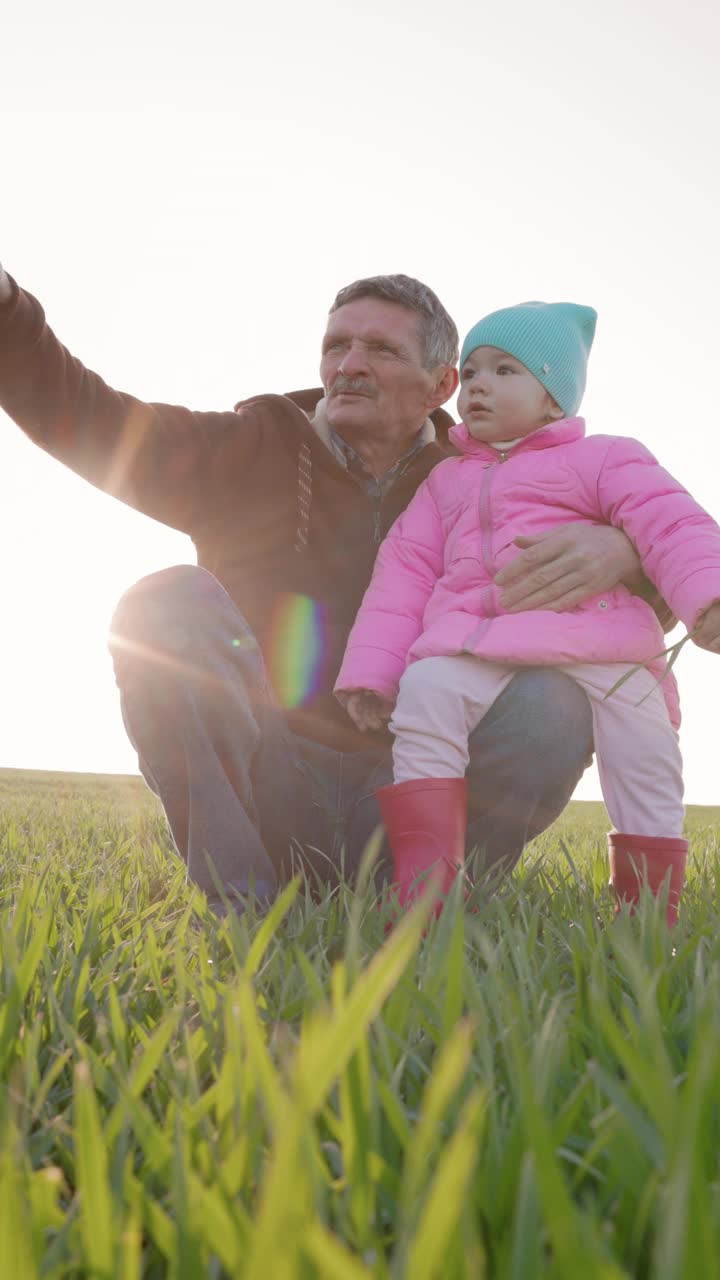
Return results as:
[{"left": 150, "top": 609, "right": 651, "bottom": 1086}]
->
[
  {"left": 109, "top": 565, "right": 244, "bottom": 655},
  {"left": 108, "top": 565, "right": 262, "bottom": 702},
  {"left": 111, "top": 565, "right": 218, "bottom": 633},
  {"left": 471, "top": 668, "right": 594, "bottom": 773},
  {"left": 465, "top": 670, "right": 593, "bottom": 857}
]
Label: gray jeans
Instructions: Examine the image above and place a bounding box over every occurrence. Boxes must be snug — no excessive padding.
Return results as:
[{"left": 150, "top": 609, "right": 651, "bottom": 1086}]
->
[{"left": 109, "top": 566, "right": 593, "bottom": 900}]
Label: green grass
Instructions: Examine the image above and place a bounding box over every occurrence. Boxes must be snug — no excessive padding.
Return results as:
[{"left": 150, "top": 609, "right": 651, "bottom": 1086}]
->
[{"left": 1, "top": 767, "right": 720, "bottom": 1278}]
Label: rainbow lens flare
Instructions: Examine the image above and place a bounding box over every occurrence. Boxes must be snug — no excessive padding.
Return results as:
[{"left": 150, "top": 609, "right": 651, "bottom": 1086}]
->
[{"left": 266, "top": 593, "right": 327, "bottom": 708}]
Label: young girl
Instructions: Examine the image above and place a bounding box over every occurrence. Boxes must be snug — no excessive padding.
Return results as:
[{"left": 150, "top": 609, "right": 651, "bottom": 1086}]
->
[{"left": 335, "top": 301, "right": 720, "bottom": 925}]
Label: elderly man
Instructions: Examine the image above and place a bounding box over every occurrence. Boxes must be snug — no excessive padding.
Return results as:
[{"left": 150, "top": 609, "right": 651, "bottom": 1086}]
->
[{"left": 0, "top": 267, "right": 646, "bottom": 908}]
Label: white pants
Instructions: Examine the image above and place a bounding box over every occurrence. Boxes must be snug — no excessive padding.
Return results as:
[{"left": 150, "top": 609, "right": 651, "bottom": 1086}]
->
[{"left": 389, "top": 656, "right": 684, "bottom": 836}]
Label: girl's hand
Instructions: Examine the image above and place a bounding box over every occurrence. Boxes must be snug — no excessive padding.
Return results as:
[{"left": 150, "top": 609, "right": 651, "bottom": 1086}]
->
[
  {"left": 692, "top": 602, "right": 720, "bottom": 653},
  {"left": 344, "top": 690, "right": 394, "bottom": 732}
]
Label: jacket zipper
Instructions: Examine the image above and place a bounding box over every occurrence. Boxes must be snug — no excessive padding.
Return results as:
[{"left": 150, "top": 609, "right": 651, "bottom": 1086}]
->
[
  {"left": 478, "top": 461, "right": 499, "bottom": 577},
  {"left": 463, "top": 458, "right": 505, "bottom": 651}
]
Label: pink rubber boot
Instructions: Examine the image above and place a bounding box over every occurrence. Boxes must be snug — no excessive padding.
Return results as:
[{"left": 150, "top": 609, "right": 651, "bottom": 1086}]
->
[
  {"left": 608, "top": 832, "right": 688, "bottom": 927},
  {"left": 376, "top": 777, "right": 467, "bottom": 921}
]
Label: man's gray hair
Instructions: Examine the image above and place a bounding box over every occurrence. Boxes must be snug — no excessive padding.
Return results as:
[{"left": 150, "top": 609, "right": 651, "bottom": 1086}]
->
[{"left": 329, "top": 274, "right": 459, "bottom": 370}]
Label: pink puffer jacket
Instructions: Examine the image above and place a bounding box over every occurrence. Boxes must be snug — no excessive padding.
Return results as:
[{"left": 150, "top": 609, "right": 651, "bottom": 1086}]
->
[{"left": 335, "top": 417, "right": 720, "bottom": 730}]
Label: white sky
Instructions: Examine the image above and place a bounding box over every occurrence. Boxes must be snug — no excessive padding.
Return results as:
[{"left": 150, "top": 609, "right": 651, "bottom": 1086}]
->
[{"left": 2, "top": 0, "right": 719, "bottom": 804}]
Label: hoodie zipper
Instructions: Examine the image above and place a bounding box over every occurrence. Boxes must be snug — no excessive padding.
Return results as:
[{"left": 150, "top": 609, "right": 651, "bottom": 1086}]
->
[
  {"left": 373, "top": 503, "right": 382, "bottom": 544},
  {"left": 371, "top": 453, "right": 423, "bottom": 544}
]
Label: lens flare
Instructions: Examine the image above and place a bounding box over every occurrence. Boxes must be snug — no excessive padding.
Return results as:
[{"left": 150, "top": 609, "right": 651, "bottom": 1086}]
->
[{"left": 266, "top": 593, "right": 327, "bottom": 708}]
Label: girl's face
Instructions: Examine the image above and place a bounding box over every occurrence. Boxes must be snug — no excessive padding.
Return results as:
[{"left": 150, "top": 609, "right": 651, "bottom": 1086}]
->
[{"left": 457, "top": 345, "right": 564, "bottom": 442}]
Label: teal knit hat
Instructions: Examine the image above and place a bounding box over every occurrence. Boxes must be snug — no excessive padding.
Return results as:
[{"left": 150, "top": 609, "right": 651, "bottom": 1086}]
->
[{"left": 459, "top": 301, "right": 597, "bottom": 416}]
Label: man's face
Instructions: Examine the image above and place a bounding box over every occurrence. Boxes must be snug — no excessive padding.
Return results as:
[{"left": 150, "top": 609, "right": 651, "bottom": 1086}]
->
[
  {"left": 320, "top": 298, "right": 443, "bottom": 443},
  {"left": 457, "top": 345, "right": 562, "bottom": 442}
]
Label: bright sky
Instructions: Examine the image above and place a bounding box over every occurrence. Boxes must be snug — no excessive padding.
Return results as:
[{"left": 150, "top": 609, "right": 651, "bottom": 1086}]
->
[{"left": 2, "top": 0, "right": 719, "bottom": 805}]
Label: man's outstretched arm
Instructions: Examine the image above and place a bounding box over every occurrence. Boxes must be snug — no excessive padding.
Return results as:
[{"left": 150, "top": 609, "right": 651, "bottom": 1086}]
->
[{"left": 0, "top": 265, "right": 256, "bottom": 533}]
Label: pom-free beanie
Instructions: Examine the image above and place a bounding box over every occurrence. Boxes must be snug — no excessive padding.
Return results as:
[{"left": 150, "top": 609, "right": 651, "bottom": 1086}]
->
[{"left": 459, "top": 301, "right": 597, "bottom": 415}]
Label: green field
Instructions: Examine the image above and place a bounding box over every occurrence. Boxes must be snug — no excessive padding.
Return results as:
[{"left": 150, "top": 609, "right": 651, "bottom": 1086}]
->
[{"left": 1, "top": 767, "right": 720, "bottom": 1278}]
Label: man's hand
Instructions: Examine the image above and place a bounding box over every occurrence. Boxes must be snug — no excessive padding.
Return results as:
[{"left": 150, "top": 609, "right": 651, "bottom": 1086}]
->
[
  {"left": 0, "top": 263, "right": 12, "bottom": 304},
  {"left": 342, "top": 690, "right": 394, "bottom": 732},
  {"left": 495, "top": 523, "right": 642, "bottom": 613},
  {"left": 692, "top": 602, "right": 720, "bottom": 653}
]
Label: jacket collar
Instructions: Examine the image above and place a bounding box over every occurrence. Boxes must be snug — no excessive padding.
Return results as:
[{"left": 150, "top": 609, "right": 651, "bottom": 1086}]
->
[
  {"left": 448, "top": 416, "right": 586, "bottom": 459},
  {"left": 310, "top": 396, "right": 436, "bottom": 465}
]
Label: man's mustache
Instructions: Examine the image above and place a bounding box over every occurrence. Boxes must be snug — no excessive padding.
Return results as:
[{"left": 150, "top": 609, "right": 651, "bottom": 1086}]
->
[{"left": 330, "top": 378, "right": 376, "bottom": 398}]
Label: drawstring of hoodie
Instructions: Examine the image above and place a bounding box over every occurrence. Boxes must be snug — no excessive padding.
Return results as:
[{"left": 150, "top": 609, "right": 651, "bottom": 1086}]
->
[
  {"left": 295, "top": 441, "right": 312, "bottom": 552},
  {"left": 294, "top": 404, "right": 434, "bottom": 553}
]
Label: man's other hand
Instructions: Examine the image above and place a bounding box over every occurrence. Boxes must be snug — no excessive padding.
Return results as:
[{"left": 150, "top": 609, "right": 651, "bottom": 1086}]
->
[
  {"left": 693, "top": 602, "right": 720, "bottom": 653},
  {"left": 495, "top": 523, "right": 641, "bottom": 613},
  {"left": 343, "top": 690, "right": 394, "bottom": 732}
]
